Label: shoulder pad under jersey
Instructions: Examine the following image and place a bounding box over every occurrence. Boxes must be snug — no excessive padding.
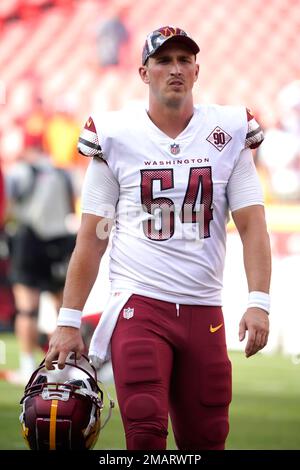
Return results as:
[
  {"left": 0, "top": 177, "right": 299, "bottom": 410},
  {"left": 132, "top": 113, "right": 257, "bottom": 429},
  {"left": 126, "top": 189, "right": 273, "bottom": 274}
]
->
[
  {"left": 77, "top": 117, "right": 103, "bottom": 157},
  {"left": 245, "top": 108, "right": 264, "bottom": 149}
]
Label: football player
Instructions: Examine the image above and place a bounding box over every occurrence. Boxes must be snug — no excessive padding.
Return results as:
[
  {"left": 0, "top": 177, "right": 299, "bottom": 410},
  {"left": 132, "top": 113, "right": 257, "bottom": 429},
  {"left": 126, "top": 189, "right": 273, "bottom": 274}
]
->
[{"left": 45, "top": 26, "right": 271, "bottom": 450}]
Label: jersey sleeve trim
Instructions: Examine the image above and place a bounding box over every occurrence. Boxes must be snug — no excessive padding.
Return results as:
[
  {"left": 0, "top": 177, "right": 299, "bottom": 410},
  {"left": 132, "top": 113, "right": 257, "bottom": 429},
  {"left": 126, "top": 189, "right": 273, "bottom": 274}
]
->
[
  {"left": 77, "top": 117, "right": 104, "bottom": 158},
  {"left": 78, "top": 136, "right": 102, "bottom": 153},
  {"left": 245, "top": 108, "right": 264, "bottom": 149}
]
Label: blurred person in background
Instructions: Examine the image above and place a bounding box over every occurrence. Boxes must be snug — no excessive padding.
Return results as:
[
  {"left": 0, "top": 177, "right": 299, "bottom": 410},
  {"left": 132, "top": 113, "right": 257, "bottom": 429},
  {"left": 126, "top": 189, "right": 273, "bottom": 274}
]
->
[
  {"left": 258, "top": 80, "right": 300, "bottom": 201},
  {"left": 22, "top": 95, "right": 49, "bottom": 152},
  {"left": 45, "top": 26, "right": 271, "bottom": 450},
  {"left": 0, "top": 161, "right": 4, "bottom": 227},
  {"left": 43, "top": 96, "right": 81, "bottom": 170},
  {"left": 96, "top": 5, "right": 130, "bottom": 69},
  {"left": 0, "top": 159, "right": 15, "bottom": 332},
  {"left": 5, "top": 145, "right": 76, "bottom": 383}
]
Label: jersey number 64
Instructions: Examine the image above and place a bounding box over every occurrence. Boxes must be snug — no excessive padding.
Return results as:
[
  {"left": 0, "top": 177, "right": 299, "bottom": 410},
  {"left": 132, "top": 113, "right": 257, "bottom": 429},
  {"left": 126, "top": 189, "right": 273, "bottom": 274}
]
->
[{"left": 140, "top": 167, "right": 213, "bottom": 241}]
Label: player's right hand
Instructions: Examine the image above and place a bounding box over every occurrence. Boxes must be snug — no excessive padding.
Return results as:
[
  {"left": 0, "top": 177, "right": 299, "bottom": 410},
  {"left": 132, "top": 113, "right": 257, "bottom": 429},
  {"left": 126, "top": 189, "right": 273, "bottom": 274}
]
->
[
  {"left": 45, "top": 326, "right": 85, "bottom": 370},
  {"left": 239, "top": 308, "right": 269, "bottom": 357}
]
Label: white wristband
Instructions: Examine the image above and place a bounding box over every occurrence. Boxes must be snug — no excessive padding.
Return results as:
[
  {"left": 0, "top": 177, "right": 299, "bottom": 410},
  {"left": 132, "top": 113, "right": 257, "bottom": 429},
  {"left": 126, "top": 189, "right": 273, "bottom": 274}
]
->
[
  {"left": 247, "top": 291, "right": 270, "bottom": 314},
  {"left": 57, "top": 308, "right": 83, "bottom": 328}
]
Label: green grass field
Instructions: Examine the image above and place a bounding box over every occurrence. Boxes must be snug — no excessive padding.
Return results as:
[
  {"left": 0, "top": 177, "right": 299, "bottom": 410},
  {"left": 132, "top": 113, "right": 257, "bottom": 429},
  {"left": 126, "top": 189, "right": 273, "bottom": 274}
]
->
[{"left": 1, "top": 332, "right": 300, "bottom": 450}]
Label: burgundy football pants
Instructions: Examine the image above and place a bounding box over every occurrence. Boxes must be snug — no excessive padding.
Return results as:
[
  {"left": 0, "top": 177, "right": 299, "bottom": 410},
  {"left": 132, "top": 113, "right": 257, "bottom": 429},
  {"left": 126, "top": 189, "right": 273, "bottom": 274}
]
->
[{"left": 111, "top": 294, "right": 232, "bottom": 450}]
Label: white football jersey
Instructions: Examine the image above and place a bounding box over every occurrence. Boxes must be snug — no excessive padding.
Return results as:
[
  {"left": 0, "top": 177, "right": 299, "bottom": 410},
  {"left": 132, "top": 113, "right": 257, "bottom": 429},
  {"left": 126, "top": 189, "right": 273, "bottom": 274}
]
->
[{"left": 78, "top": 104, "right": 264, "bottom": 305}]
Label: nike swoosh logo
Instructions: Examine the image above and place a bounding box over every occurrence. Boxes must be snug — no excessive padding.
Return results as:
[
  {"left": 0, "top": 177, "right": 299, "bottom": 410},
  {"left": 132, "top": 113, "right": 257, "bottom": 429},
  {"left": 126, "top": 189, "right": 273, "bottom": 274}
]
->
[{"left": 210, "top": 323, "right": 223, "bottom": 333}]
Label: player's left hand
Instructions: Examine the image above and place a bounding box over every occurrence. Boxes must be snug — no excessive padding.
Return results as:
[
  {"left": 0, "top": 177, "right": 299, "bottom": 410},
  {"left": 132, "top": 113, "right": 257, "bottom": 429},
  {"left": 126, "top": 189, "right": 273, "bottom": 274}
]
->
[{"left": 239, "top": 308, "right": 269, "bottom": 358}]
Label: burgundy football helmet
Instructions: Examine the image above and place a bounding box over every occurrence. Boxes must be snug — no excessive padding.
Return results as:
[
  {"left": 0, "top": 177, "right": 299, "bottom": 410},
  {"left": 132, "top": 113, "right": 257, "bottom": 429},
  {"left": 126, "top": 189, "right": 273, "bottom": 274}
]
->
[{"left": 20, "top": 354, "right": 113, "bottom": 450}]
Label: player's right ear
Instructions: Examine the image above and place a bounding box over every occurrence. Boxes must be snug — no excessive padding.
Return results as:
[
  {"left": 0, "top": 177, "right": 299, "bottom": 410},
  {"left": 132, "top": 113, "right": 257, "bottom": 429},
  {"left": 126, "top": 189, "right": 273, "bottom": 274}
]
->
[{"left": 139, "top": 66, "right": 150, "bottom": 84}]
